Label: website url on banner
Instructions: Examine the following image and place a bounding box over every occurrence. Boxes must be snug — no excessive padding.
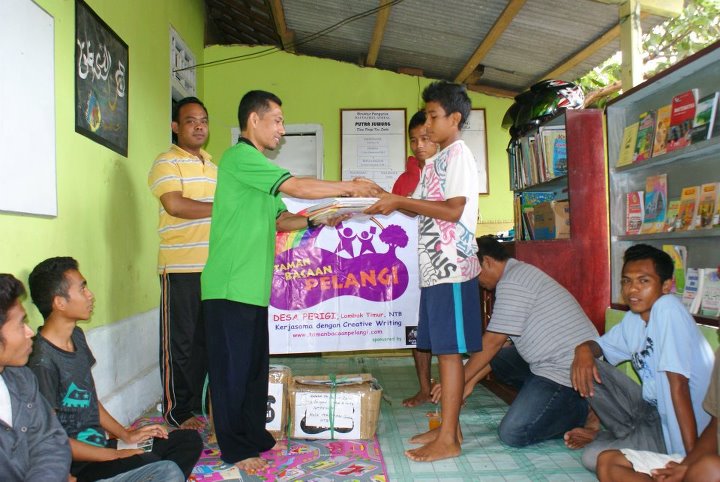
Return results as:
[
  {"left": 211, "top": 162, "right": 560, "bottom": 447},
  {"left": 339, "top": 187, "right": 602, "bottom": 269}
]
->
[{"left": 292, "top": 329, "right": 384, "bottom": 338}]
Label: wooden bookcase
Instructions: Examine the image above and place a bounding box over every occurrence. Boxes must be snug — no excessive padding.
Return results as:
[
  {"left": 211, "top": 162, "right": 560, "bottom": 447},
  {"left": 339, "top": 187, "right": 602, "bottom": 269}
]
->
[
  {"left": 511, "top": 109, "right": 610, "bottom": 333},
  {"left": 605, "top": 41, "right": 720, "bottom": 326}
]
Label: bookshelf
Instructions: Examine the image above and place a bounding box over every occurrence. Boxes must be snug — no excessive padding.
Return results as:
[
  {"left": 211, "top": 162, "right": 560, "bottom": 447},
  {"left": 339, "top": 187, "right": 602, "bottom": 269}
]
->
[
  {"left": 510, "top": 109, "right": 610, "bottom": 333},
  {"left": 606, "top": 41, "right": 720, "bottom": 325}
]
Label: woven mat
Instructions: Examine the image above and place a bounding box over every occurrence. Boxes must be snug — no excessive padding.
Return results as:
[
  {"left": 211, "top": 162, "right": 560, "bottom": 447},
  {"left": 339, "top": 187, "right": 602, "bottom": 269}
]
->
[{"left": 131, "top": 416, "right": 388, "bottom": 481}]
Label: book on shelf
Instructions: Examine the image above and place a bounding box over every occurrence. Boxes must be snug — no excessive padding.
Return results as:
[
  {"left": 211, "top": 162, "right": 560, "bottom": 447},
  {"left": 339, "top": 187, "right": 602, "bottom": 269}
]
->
[
  {"left": 617, "top": 122, "right": 639, "bottom": 168},
  {"left": 625, "top": 191, "right": 644, "bottom": 235},
  {"left": 652, "top": 104, "right": 672, "bottom": 157},
  {"left": 690, "top": 92, "right": 719, "bottom": 143},
  {"left": 714, "top": 185, "right": 720, "bottom": 228},
  {"left": 666, "top": 89, "right": 698, "bottom": 152},
  {"left": 683, "top": 268, "right": 701, "bottom": 312},
  {"left": 538, "top": 126, "right": 566, "bottom": 178},
  {"left": 633, "top": 110, "right": 656, "bottom": 162},
  {"left": 640, "top": 174, "right": 667, "bottom": 234},
  {"left": 699, "top": 269, "right": 720, "bottom": 318},
  {"left": 695, "top": 182, "right": 718, "bottom": 229},
  {"left": 676, "top": 185, "right": 700, "bottom": 231},
  {"left": 664, "top": 198, "right": 681, "bottom": 232},
  {"left": 518, "top": 191, "right": 556, "bottom": 240},
  {"left": 662, "top": 245, "right": 687, "bottom": 295}
]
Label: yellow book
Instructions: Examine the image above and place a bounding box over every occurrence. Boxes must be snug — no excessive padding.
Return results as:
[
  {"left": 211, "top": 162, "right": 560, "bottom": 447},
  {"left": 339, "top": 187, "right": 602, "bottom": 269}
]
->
[
  {"left": 652, "top": 104, "right": 672, "bottom": 157},
  {"left": 617, "top": 122, "right": 639, "bottom": 167}
]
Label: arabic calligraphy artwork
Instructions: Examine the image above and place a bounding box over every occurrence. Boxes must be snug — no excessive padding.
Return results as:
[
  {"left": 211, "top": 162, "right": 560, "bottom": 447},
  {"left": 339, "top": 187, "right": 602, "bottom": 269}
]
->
[{"left": 74, "top": 0, "right": 128, "bottom": 156}]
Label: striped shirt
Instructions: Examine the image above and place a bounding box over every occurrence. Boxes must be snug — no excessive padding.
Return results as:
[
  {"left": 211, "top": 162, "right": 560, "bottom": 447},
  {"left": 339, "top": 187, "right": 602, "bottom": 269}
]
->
[
  {"left": 148, "top": 145, "right": 216, "bottom": 273},
  {"left": 487, "top": 258, "right": 598, "bottom": 387}
]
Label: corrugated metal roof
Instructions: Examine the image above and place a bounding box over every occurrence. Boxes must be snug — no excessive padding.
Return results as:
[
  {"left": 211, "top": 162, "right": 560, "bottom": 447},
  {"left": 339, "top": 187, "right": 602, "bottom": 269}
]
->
[{"left": 206, "top": 0, "right": 680, "bottom": 96}]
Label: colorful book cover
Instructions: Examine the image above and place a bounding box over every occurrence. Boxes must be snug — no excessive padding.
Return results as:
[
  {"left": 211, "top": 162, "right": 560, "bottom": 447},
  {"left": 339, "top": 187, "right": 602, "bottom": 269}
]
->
[
  {"left": 617, "top": 122, "right": 639, "bottom": 167},
  {"left": 682, "top": 268, "right": 701, "bottom": 311},
  {"left": 666, "top": 89, "right": 698, "bottom": 152},
  {"left": 538, "top": 126, "right": 565, "bottom": 179},
  {"left": 690, "top": 92, "right": 719, "bottom": 143},
  {"left": 700, "top": 269, "right": 720, "bottom": 317},
  {"left": 664, "top": 198, "right": 681, "bottom": 232},
  {"left": 662, "top": 245, "right": 687, "bottom": 295},
  {"left": 676, "top": 185, "right": 700, "bottom": 231},
  {"left": 652, "top": 104, "right": 672, "bottom": 157},
  {"left": 695, "top": 182, "right": 718, "bottom": 229},
  {"left": 633, "top": 110, "right": 656, "bottom": 162},
  {"left": 625, "top": 191, "right": 644, "bottom": 235},
  {"left": 714, "top": 185, "right": 720, "bottom": 228},
  {"left": 640, "top": 174, "right": 667, "bottom": 234},
  {"left": 551, "top": 134, "right": 567, "bottom": 177}
]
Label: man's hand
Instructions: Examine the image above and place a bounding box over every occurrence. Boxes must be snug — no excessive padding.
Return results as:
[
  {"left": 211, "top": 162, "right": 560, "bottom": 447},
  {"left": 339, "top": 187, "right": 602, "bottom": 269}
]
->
[
  {"left": 650, "top": 461, "right": 687, "bottom": 481},
  {"left": 571, "top": 343, "right": 602, "bottom": 398},
  {"left": 350, "top": 179, "right": 383, "bottom": 197},
  {"left": 122, "top": 423, "right": 168, "bottom": 443},
  {"left": 365, "top": 192, "right": 402, "bottom": 216}
]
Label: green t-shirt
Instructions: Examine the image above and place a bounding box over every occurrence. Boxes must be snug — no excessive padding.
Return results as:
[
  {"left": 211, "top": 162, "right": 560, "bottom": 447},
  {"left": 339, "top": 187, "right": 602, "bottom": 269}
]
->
[{"left": 201, "top": 139, "right": 291, "bottom": 306}]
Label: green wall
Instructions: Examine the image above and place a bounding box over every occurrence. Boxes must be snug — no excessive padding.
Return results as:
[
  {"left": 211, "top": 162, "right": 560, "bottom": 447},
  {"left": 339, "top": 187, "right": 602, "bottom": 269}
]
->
[
  {"left": 0, "top": 0, "right": 206, "bottom": 329},
  {"left": 202, "top": 45, "right": 514, "bottom": 227}
]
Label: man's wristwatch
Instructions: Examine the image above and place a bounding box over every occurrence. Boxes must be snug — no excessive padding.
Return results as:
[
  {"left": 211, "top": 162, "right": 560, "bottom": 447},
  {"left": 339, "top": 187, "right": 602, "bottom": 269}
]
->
[{"left": 307, "top": 217, "right": 317, "bottom": 229}]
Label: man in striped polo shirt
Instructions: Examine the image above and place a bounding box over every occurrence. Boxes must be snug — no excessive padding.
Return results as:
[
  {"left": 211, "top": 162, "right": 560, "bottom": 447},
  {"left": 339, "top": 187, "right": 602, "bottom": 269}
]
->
[
  {"left": 458, "top": 235, "right": 599, "bottom": 447},
  {"left": 148, "top": 97, "right": 216, "bottom": 430}
]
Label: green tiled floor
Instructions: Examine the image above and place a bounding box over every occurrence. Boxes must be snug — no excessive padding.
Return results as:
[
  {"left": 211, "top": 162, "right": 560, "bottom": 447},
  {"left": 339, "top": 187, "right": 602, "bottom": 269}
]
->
[{"left": 272, "top": 354, "right": 599, "bottom": 482}]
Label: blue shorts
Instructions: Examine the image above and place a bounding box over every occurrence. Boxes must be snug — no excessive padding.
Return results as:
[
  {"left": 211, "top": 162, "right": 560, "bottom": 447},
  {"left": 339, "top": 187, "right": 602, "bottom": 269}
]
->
[{"left": 417, "top": 278, "right": 482, "bottom": 355}]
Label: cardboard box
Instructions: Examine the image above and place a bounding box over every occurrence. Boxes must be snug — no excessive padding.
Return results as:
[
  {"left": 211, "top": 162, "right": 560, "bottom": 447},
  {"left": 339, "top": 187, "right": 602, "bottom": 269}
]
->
[
  {"left": 533, "top": 200, "right": 570, "bottom": 239},
  {"left": 266, "top": 364, "right": 291, "bottom": 440},
  {"left": 288, "top": 373, "right": 382, "bottom": 440}
]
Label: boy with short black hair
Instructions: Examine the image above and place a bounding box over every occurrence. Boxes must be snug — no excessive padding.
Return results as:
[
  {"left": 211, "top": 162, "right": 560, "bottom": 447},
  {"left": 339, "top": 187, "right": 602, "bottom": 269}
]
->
[
  {"left": 367, "top": 80, "right": 482, "bottom": 462},
  {"left": 27, "top": 257, "right": 202, "bottom": 482},
  {"left": 566, "top": 244, "right": 714, "bottom": 473},
  {"left": 0, "top": 273, "right": 71, "bottom": 480}
]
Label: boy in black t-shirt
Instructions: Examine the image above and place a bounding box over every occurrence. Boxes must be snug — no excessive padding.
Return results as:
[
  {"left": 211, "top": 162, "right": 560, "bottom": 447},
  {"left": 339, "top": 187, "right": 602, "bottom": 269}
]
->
[{"left": 27, "top": 257, "right": 202, "bottom": 482}]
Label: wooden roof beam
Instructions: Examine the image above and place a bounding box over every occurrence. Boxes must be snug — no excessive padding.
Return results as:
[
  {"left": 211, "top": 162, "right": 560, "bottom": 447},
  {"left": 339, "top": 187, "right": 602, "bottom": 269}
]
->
[
  {"left": 454, "top": 0, "right": 526, "bottom": 84},
  {"left": 268, "top": 0, "right": 295, "bottom": 53},
  {"left": 466, "top": 84, "right": 518, "bottom": 99},
  {"left": 590, "top": 0, "right": 683, "bottom": 18},
  {"left": 531, "top": 11, "right": 649, "bottom": 85},
  {"left": 366, "top": 0, "right": 393, "bottom": 67}
]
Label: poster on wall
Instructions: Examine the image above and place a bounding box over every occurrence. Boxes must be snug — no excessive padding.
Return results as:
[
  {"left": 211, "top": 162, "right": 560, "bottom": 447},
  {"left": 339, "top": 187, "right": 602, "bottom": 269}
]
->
[
  {"left": 460, "top": 109, "right": 489, "bottom": 194},
  {"left": 269, "top": 198, "right": 420, "bottom": 354},
  {"left": 75, "top": 0, "right": 128, "bottom": 156},
  {"left": 341, "top": 109, "right": 406, "bottom": 191}
]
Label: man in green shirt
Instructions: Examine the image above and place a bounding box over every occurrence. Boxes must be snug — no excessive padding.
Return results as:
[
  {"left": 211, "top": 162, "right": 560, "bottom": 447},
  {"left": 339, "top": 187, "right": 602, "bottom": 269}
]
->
[{"left": 201, "top": 90, "right": 380, "bottom": 474}]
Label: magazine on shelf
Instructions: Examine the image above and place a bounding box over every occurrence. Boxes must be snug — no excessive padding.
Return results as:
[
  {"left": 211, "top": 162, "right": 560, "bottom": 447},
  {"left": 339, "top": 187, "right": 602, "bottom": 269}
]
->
[
  {"left": 662, "top": 245, "right": 687, "bottom": 295},
  {"left": 652, "top": 104, "right": 672, "bottom": 157},
  {"left": 633, "top": 110, "right": 656, "bottom": 162},
  {"left": 690, "top": 92, "right": 719, "bottom": 143},
  {"left": 664, "top": 198, "right": 681, "bottom": 232},
  {"left": 699, "top": 269, "right": 720, "bottom": 318},
  {"left": 640, "top": 174, "right": 667, "bottom": 234},
  {"left": 676, "top": 185, "right": 700, "bottom": 231},
  {"left": 617, "top": 122, "right": 639, "bottom": 167},
  {"left": 666, "top": 89, "right": 698, "bottom": 152},
  {"left": 695, "top": 182, "right": 718, "bottom": 229},
  {"left": 625, "top": 191, "right": 644, "bottom": 235}
]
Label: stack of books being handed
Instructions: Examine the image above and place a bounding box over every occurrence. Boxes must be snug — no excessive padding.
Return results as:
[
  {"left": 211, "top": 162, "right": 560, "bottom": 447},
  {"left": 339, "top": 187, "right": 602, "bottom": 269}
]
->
[{"left": 298, "top": 198, "right": 380, "bottom": 224}]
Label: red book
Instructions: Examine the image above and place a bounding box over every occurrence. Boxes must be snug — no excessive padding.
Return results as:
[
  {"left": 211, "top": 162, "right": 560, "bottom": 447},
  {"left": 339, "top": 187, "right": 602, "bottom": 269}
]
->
[{"left": 666, "top": 89, "right": 698, "bottom": 152}]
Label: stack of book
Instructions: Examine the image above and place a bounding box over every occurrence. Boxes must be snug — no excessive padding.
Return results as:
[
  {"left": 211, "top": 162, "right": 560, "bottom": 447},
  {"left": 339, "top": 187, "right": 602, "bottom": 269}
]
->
[
  {"left": 297, "top": 198, "right": 379, "bottom": 224},
  {"left": 508, "top": 125, "right": 567, "bottom": 189}
]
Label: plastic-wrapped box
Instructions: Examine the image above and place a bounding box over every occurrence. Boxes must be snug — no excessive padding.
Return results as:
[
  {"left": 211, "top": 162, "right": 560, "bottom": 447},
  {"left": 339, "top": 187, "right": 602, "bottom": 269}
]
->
[
  {"left": 288, "top": 373, "right": 382, "bottom": 440},
  {"left": 266, "top": 364, "right": 291, "bottom": 440}
]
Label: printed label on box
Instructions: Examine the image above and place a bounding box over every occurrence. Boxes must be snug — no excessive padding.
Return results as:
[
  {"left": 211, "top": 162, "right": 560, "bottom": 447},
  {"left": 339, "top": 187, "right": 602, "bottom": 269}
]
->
[{"left": 294, "top": 391, "right": 361, "bottom": 439}]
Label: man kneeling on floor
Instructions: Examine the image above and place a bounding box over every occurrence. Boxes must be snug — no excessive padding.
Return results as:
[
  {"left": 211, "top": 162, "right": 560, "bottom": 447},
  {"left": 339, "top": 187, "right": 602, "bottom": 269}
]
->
[
  {"left": 565, "top": 243, "right": 714, "bottom": 474},
  {"left": 432, "top": 235, "right": 599, "bottom": 447},
  {"left": 26, "top": 257, "right": 203, "bottom": 482}
]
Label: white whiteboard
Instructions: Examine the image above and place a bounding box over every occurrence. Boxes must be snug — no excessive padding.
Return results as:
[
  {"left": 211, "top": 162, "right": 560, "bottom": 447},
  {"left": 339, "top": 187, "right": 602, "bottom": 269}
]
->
[
  {"left": 460, "top": 109, "right": 489, "bottom": 195},
  {"left": 230, "top": 124, "right": 324, "bottom": 179},
  {"left": 0, "top": 0, "right": 57, "bottom": 216}
]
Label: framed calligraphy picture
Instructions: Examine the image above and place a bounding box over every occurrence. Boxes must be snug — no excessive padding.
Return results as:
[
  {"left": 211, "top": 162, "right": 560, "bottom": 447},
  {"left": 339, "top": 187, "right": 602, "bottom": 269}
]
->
[{"left": 75, "top": 0, "right": 128, "bottom": 156}]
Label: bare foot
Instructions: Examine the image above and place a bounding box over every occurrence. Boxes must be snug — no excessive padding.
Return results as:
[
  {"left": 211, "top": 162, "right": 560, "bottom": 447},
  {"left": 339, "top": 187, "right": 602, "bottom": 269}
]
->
[
  {"left": 564, "top": 428, "right": 599, "bottom": 449},
  {"left": 405, "top": 439, "right": 461, "bottom": 462},
  {"left": 409, "top": 425, "right": 463, "bottom": 445},
  {"left": 402, "top": 391, "right": 432, "bottom": 407},
  {"left": 235, "top": 457, "right": 268, "bottom": 474},
  {"left": 272, "top": 440, "right": 288, "bottom": 452},
  {"left": 179, "top": 415, "right": 205, "bottom": 430}
]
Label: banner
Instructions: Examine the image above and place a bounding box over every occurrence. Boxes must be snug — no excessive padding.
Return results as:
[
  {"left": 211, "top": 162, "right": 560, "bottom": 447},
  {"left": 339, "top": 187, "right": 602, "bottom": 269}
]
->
[{"left": 270, "top": 198, "right": 419, "bottom": 354}]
